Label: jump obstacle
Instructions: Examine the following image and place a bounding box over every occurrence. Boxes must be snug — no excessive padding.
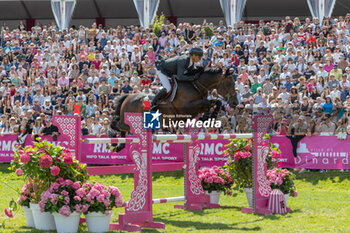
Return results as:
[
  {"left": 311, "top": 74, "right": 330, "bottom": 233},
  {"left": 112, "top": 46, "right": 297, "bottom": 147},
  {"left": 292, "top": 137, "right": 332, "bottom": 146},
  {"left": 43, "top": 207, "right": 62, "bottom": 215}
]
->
[{"left": 52, "top": 113, "right": 274, "bottom": 232}]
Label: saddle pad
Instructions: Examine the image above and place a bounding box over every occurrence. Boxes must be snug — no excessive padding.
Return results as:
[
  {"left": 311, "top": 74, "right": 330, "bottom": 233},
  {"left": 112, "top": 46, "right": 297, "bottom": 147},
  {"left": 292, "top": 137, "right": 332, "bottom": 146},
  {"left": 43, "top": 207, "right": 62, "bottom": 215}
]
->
[{"left": 169, "top": 78, "right": 178, "bottom": 102}]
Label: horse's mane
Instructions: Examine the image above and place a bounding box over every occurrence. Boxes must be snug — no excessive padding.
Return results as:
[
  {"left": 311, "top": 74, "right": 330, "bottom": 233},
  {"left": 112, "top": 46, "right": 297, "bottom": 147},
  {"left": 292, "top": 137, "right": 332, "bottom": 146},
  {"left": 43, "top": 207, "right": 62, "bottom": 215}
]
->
[
  {"left": 201, "top": 68, "right": 223, "bottom": 75},
  {"left": 113, "top": 94, "right": 129, "bottom": 116}
]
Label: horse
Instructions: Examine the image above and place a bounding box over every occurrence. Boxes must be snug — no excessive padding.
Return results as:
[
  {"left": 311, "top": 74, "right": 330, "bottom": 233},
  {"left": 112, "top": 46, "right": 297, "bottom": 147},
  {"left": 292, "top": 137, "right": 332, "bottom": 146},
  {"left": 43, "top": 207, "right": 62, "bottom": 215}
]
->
[{"left": 109, "top": 68, "right": 238, "bottom": 152}]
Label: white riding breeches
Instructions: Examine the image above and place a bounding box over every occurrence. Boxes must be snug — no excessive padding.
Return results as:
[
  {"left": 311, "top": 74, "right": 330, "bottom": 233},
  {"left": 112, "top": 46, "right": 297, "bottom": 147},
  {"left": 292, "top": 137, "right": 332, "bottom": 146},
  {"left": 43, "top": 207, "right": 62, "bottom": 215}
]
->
[{"left": 156, "top": 70, "right": 171, "bottom": 92}]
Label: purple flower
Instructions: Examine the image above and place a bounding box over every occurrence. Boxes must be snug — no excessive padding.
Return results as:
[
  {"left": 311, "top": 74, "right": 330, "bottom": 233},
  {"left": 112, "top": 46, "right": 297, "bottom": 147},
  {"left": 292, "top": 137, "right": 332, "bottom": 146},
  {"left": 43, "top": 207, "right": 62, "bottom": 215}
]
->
[
  {"left": 50, "top": 194, "right": 59, "bottom": 205},
  {"left": 75, "top": 188, "right": 86, "bottom": 198},
  {"left": 89, "top": 188, "right": 100, "bottom": 198},
  {"left": 61, "top": 190, "right": 69, "bottom": 196},
  {"left": 75, "top": 204, "right": 82, "bottom": 212},
  {"left": 64, "top": 196, "right": 70, "bottom": 205},
  {"left": 82, "top": 204, "right": 89, "bottom": 213},
  {"left": 58, "top": 205, "right": 71, "bottom": 216}
]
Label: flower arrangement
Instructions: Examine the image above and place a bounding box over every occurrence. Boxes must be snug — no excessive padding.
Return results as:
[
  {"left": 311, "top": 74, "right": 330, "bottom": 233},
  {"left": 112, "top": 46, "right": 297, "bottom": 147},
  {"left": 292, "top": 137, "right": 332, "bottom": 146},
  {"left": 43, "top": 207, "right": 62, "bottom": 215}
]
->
[
  {"left": 18, "top": 181, "right": 42, "bottom": 208},
  {"left": 81, "top": 182, "right": 124, "bottom": 214},
  {"left": 9, "top": 140, "right": 89, "bottom": 202},
  {"left": 267, "top": 168, "right": 298, "bottom": 197},
  {"left": 224, "top": 136, "right": 280, "bottom": 189},
  {"left": 40, "top": 178, "right": 87, "bottom": 216},
  {"left": 198, "top": 166, "right": 234, "bottom": 195}
]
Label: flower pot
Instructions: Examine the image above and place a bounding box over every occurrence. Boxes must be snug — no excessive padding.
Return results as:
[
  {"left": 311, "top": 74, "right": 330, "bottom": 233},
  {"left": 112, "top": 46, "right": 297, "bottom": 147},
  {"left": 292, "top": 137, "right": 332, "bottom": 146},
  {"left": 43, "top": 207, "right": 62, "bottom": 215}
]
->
[
  {"left": 205, "top": 191, "right": 221, "bottom": 204},
  {"left": 244, "top": 188, "right": 253, "bottom": 207},
  {"left": 85, "top": 211, "right": 112, "bottom": 233},
  {"left": 23, "top": 206, "right": 35, "bottom": 228},
  {"left": 53, "top": 211, "right": 81, "bottom": 233},
  {"left": 30, "top": 203, "right": 56, "bottom": 230},
  {"left": 284, "top": 194, "right": 290, "bottom": 205}
]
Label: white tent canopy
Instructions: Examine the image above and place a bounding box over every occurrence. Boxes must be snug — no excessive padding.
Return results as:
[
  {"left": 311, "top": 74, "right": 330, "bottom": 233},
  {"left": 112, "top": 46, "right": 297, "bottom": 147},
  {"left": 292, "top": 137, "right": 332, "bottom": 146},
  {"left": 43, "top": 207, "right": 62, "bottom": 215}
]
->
[{"left": 0, "top": 0, "right": 348, "bottom": 25}]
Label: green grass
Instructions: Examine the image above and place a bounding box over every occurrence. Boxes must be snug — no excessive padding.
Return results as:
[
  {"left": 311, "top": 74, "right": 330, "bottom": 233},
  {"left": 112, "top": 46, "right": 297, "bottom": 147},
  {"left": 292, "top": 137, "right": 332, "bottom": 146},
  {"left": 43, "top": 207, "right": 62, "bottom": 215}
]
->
[{"left": 0, "top": 164, "right": 350, "bottom": 233}]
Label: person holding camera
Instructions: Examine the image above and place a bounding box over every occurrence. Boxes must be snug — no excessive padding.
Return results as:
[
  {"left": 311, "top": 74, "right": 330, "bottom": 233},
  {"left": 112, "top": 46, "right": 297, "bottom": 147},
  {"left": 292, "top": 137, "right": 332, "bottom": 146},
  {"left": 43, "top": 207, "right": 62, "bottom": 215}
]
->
[{"left": 39, "top": 119, "right": 59, "bottom": 141}]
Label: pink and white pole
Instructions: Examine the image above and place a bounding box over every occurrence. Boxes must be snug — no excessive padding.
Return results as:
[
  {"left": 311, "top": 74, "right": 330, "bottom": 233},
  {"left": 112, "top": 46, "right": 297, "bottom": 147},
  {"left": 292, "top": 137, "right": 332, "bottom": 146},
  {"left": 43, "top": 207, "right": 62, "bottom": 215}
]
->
[
  {"left": 84, "top": 138, "right": 140, "bottom": 144},
  {"left": 153, "top": 133, "right": 252, "bottom": 143}
]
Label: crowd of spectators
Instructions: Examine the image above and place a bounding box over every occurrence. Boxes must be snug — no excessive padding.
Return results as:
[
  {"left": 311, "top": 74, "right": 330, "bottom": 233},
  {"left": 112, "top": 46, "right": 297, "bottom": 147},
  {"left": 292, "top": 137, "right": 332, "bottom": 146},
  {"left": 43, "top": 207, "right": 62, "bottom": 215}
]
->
[{"left": 1, "top": 15, "right": 350, "bottom": 142}]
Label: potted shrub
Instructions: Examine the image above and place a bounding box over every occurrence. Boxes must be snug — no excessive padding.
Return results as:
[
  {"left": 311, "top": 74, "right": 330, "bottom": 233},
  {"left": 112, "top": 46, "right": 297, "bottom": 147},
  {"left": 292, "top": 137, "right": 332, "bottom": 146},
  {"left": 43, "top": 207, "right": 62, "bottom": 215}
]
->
[
  {"left": 40, "top": 178, "right": 86, "bottom": 233},
  {"left": 266, "top": 168, "right": 298, "bottom": 205},
  {"left": 82, "top": 183, "right": 124, "bottom": 233},
  {"left": 18, "top": 181, "right": 41, "bottom": 228},
  {"left": 9, "top": 140, "right": 89, "bottom": 230},
  {"left": 198, "top": 166, "right": 234, "bottom": 204},
  {"left": 224, "top": 136, "right": 279, "bottom": 207}
]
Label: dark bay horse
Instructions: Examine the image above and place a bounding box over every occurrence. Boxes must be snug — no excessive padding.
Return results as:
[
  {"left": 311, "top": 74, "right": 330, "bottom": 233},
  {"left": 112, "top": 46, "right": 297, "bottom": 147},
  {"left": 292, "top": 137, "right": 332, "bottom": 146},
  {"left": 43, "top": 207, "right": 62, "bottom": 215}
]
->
[{"left": 109, "top": 69, "right": 238, "bottom": 152}]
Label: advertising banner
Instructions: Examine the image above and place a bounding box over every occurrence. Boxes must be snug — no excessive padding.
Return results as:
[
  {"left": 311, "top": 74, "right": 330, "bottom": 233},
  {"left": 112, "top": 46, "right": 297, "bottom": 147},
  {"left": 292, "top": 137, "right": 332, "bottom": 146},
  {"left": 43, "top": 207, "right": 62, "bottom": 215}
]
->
[{"left": 1, "top": 135, "right": 349, "bottom": 170}]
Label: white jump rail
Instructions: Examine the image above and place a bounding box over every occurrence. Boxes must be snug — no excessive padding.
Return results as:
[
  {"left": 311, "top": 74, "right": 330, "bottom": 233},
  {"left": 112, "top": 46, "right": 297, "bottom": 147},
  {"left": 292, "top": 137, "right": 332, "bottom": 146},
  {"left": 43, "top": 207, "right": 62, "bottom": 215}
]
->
[
  {"left": 153, "top": 133, "right": 253, "bottom": 142},
  {"left": 84, "top": 138, "right": 140, "bottom": 144}
]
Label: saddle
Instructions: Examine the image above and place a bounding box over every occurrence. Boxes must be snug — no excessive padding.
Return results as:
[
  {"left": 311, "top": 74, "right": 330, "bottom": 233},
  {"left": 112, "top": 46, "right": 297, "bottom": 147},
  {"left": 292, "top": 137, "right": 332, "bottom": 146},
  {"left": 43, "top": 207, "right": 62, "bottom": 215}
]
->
[{"left": 160, "top": 77, "right": 178, "bottom": 104}]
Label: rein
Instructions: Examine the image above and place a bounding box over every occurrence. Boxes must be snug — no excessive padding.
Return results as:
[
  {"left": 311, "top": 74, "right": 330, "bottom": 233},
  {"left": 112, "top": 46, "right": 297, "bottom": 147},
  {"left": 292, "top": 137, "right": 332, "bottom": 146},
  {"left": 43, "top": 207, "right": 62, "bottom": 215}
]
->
[{"left": 193, "top": 72, "right": 223, "bottom": 96}]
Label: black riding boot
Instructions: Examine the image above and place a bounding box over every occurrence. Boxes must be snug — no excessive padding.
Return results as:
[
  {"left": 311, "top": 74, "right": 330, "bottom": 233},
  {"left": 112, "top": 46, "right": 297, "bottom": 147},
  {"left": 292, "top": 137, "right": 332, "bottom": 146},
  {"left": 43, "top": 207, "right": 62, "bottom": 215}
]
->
[{"left": 151, "top": 88, "right": 167, "bottom": 111}]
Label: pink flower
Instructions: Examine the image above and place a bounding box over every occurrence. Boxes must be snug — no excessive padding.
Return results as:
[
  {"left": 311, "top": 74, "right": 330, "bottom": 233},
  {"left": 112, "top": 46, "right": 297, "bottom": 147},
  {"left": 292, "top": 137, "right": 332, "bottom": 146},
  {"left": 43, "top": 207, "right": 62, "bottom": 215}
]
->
[
  {"left": 15, "top": 168, "right": 23, "bottom": 176},
  {"left": 56, "top": 178, "right": 64, "bottom": 184},
  {"left": 63, "top": 153, "right": 73, "bottom": 165},
  {"left": 39, "top": 154, "right": 53, "bottom": 169},
  {"left": 64, "top": 196, "right": 70, "bottom": 205},
  {"left": 115, "top": 196, "right": 124, "bottom": 207},
  {"left": 38, "top": 200, "right": 46, "bottom": 212},
  {"left": 86, "top": 194, "right": 92, "bottom": 202},
  {"left": 271, "top": 150, "right": 280, "bottom": 159},
  {"left": 104, "top": 200, "right": 110, "bottom": 207},
  {"left": 89, "top": 188, "right": 100, "bottom": 198},
  {"left": 82, "top": 204, "right": 89, "bottom": 212},
  {"left": 206, "top": 177, "right": 213, "bottom": 184},
  {"left": 64, "top": 180, "right": 73, "bottom": 186},
  {"left": 97, "top": 194, "right": 105, "bottom": 203},
  {"left": 51, "top": 166, "right": 60, "bottom": 176},
  {"left": 4, "top": 208, "right": 13, "bottom": 218},
  {"left": 58, "top": 205, "right": 71, "bottom": 216},
  {"left": 19, "top": 195, "right": 27, "bottom": 202},
  {"left": 74, "top": 196, "right": 81, "bottom": 202},
  {"left": 20, "top": 152, "right": 31, "bottom": 163},
  {"left": 75, "top": 204, "right": 82, "bottom": 212},
  {"left": 244, "top": 152, "right": 252, "bottom": 158},
  {"left": 276, "top": 177, "right": 283, "bottom": 185},
  {"left": 63, "top": 148, "right": 71, "bottom": 153},
  {"left": 105, "top": 210, "right": 111, "bottom": 215},
  {"left": 93, "top": 183, "right": 105, "bottom": 192},
  {"left": 50, "top": 182, "right": 60, "bottom": 192},
  {"left": 76, "top": 188, "right": 86, "bottom": 198},
  {"left": 61, "top": 190, "right": 69, "bottom": 196},
  {"left": 293, "top": 190, "right": 298, "bottom": 197},
  {"left": 50, "top": 194, "right": 58, "bottom": 205},
  {"left": 244, "top": 143, "right": 252, "bottom": 151},
  {"left": 72, "top": 182, "right": 80, "bottom": 190}
]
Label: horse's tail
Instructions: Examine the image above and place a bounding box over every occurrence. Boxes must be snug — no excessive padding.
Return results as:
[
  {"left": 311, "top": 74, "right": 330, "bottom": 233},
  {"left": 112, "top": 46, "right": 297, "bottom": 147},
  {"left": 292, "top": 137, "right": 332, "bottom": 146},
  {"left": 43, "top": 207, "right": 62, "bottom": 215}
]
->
[{"left": 110, "top": 94, "right": 129, "bottom": 132}]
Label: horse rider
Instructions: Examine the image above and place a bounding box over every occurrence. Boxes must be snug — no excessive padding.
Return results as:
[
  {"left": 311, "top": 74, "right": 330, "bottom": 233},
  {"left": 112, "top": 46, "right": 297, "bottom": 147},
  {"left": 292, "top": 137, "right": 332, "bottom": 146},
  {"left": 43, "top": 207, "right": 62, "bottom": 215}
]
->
[{"left": 151, "top": 47, "right": 204, "bottom": 111}]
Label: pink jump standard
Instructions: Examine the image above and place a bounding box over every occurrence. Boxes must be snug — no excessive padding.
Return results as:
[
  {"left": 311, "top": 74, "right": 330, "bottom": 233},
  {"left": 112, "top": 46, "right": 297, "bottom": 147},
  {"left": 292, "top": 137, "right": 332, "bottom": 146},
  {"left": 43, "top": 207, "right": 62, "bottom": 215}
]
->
[
  {"left": 111, "top": 113, "right": 165, "bottom": 231},
  {"left": 241, "top": 115, "right": 274, "bottom": 215}
]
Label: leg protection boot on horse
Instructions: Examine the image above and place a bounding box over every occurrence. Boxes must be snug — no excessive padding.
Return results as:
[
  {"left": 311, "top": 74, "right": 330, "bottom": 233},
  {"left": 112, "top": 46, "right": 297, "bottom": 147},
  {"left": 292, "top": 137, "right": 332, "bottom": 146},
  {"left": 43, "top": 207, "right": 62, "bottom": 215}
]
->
[{"left": 151, "top": 88, "right": 168, "bottom": 111}]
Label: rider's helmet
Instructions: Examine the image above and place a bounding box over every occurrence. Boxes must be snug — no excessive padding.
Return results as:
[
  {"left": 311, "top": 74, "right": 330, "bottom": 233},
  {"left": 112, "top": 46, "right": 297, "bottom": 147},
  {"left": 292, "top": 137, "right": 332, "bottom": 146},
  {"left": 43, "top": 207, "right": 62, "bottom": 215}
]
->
[{"left": 189, "top": 47, "right": 203, "bottom": 57}]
